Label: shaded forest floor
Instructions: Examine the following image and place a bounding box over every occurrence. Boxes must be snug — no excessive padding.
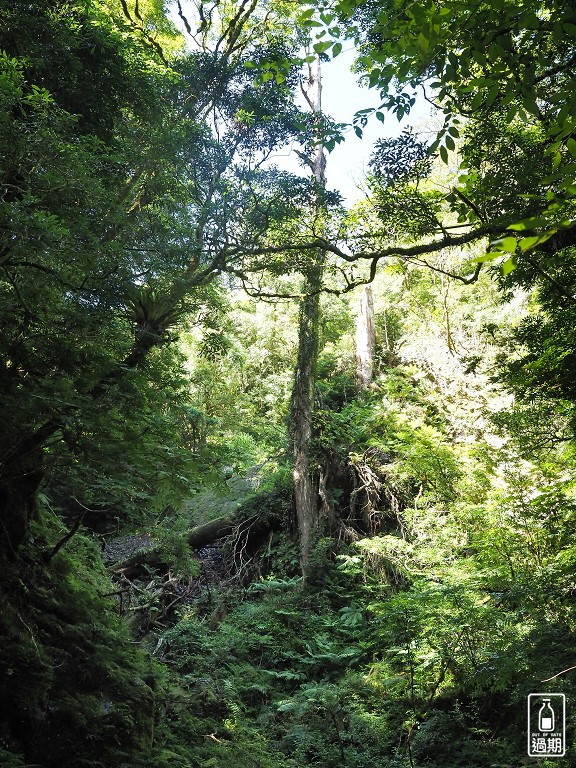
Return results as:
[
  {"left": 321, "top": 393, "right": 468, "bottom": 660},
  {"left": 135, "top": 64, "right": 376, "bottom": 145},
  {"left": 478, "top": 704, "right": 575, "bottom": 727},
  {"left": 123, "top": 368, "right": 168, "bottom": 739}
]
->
[{"left": 4, "top": 346, "right": 576, "bottom": 768}]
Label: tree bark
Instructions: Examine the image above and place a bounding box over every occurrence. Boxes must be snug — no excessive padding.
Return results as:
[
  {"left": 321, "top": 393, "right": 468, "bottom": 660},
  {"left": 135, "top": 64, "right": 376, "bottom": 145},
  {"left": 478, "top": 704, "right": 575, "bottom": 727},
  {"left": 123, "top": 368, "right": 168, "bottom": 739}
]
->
[
  {"left": 355, "top": 284, "right": 376, "bottom": 388},
  {"left": 292, "top": 56, "right": 326, "bottom": 575},
  {"left": 292, "top": 276, "right": 322, "bottom": 572}
]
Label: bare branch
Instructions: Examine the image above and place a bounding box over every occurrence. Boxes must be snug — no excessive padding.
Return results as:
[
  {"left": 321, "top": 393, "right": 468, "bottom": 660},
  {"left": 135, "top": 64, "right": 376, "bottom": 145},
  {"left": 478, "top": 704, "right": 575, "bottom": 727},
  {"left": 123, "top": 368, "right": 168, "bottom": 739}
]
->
[{"left": 408, "top": 258, "right": 483, "bottom": 285}]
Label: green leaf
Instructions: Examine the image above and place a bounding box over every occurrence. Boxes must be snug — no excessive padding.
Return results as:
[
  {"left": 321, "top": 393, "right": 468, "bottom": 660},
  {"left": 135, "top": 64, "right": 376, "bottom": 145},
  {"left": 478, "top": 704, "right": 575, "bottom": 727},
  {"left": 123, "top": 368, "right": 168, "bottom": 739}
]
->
[
  {"left": 501, "top": 256, "right": 517, "bottom": 275},
  {"left": 299, "top": 8, "right": 315, "bottom": 20},
  {"left": 567, "top": 138, "right": 576, "bottom": 158},
  {"left": 506, "top": 105, "right": 518, "bottom": 122},
  {"left": 492, "top": 236, "right": 517, "bottom": 252},
  {"left": 472, "top": 253, "right": 499, "bottom": 263},
  {"left": 518, "top": 10, "right": 540, "bottom": 30},
  {"left": 439, "top": 144, "right": 448, "bottom": 164},
  {"left": 507, "top": 216, "right": 548, "bottom": 231},
  {"left": 518, "top": 235, "right": 552, "bottom": 251},
  {"left": 417, "top": 32, "right": 429, "bottom": 52},
  {"left": 368, "top": 69, "right": 381, "bottom": 88},
  {"left": 485, "top": 82, "right": 500, "bottom": 107},
  {"left": 313, "top": 41, "right": 333, "bottom": 54},
  {"left": 332, "top": 42, "right": 343, "bottom": 57},
  {"left": 470, "top": 90, "right": 485, "bottom": 111},
  {"left": 320, "top": 11, "right": 335, "bottom": 24}
]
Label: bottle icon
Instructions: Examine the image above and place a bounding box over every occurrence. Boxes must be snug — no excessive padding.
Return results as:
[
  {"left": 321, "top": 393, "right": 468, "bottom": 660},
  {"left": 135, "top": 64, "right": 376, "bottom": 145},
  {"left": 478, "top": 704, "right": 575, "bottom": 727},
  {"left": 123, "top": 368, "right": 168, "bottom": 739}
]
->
[{"left": 539, "top": 699, "right": 555, "bottom": 732}]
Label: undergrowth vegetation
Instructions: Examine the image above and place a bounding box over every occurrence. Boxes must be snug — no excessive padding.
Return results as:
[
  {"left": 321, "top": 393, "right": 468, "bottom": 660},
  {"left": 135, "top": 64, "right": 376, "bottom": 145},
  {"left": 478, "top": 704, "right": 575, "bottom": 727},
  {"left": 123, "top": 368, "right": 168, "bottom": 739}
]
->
[{"left": 4, "top": 261, "right": 576, "bottom": 767}]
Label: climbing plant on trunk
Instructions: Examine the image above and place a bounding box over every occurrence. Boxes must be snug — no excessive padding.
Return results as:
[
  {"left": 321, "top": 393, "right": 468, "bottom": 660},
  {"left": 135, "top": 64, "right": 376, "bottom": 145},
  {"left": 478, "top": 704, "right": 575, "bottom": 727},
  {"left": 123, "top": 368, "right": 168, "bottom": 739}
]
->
[{"left": 291, "top": 56, "right": 328, "bottom": 574}]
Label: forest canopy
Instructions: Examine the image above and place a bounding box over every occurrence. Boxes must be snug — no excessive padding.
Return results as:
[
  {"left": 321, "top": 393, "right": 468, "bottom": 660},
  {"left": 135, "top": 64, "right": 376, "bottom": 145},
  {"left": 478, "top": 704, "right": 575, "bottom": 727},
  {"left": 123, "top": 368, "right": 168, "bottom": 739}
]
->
[{"left": 1, "top": 1, "right": 576, "bottom": 767}]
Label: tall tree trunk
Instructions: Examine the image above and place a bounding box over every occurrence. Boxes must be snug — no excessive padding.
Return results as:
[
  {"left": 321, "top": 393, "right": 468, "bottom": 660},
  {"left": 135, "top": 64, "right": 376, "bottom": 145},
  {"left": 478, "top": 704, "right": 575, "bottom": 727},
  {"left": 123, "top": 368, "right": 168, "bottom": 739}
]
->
[
  {"left": 292, "top": 270, "right": 322, "bottom": 572},
  {"left": 355, "top": 284, "right": 376, "bottom": 388},
  {"left": 292, "top": 57, "right": 326, "bottom": 575}
]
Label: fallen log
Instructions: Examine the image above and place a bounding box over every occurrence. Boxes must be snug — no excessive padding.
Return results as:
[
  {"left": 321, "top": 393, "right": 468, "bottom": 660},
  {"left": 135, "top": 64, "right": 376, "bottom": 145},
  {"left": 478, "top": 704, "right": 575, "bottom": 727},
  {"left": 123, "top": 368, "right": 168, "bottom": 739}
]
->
[
  {"left": 111, "top": 516, "right": 235, "bottom": 577},
  {"left": 110, "top": 513, "right": 280, "bottom": 578},
  {"left": 186, "top": 516, "right": 236, "bottom": 549}
]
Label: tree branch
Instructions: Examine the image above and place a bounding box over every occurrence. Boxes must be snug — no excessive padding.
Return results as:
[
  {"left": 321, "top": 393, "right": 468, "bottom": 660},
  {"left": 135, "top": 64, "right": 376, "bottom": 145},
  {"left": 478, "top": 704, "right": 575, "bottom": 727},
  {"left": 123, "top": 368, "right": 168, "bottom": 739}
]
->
[{"left": 43, "top": 497, "right": 92, "bottom": 563}]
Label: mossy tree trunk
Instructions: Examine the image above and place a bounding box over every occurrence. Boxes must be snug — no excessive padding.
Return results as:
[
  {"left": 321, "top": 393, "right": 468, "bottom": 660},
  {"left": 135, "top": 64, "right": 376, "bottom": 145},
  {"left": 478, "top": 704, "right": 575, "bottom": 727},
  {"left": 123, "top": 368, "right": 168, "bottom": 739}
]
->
[
  {"left": 292, "top": 270, "right": 323, "bottom": 572},
  {"left": 292, "top": 56, "right": 326, "bottom": 575}
]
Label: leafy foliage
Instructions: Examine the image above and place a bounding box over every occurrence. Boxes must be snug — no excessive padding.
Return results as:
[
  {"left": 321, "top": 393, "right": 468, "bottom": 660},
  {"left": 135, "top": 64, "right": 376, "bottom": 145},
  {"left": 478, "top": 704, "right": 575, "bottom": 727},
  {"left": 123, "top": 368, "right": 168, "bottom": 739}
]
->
[
  {"left": 5, "top": 2, "right": 576, "bottom": 768},
  {"left": 0, "top": 520, "right": 158, "bottom": 767},
  {"left": 369, "top": 130, "right": 431, "bottom": 188}
]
